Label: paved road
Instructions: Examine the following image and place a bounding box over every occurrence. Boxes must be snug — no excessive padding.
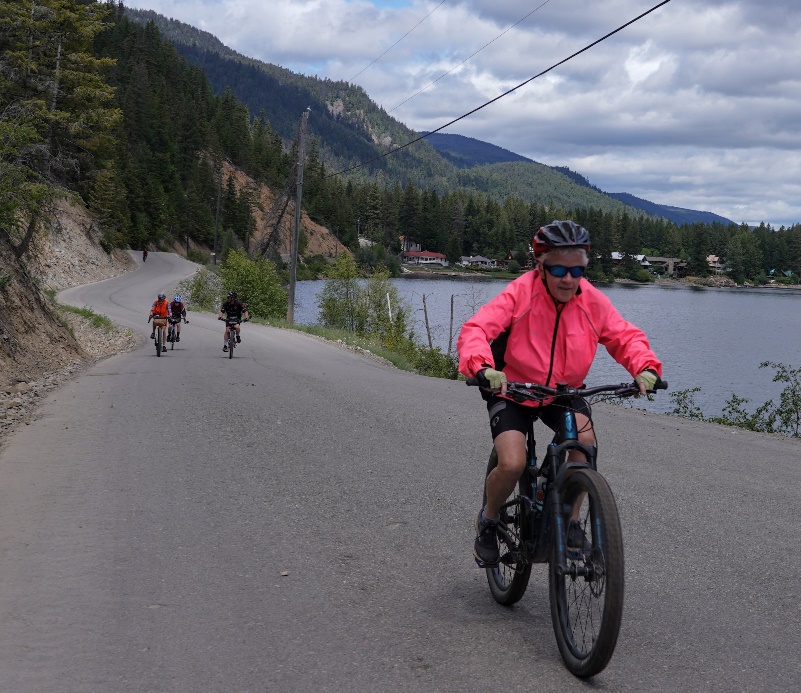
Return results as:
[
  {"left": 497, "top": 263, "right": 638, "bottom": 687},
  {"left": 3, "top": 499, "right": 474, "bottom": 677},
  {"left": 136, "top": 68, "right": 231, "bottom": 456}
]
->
[{"left": 1, "top": 252, "right": 800, "bottom": 692}]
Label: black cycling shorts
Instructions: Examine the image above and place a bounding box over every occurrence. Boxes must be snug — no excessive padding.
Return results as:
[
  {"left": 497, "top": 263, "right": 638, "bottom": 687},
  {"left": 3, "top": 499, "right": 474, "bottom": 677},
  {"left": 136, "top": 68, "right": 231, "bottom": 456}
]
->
[{"left": 486, "top": 394, "right": 592, "bottom": 440}]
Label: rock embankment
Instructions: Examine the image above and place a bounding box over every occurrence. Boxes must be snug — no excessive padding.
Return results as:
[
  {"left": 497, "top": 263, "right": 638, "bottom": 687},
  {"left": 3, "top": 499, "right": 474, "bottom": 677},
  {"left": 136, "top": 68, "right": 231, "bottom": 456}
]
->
[{"left": 0, "top": 199, "right": 137, "bottom": 448}]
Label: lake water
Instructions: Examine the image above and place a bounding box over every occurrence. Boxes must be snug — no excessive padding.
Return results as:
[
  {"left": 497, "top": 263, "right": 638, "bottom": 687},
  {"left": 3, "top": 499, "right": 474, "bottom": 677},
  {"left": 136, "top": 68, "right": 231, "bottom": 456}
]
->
[{"left": 293, "top": 276, "right": 801, "bottom": 417}]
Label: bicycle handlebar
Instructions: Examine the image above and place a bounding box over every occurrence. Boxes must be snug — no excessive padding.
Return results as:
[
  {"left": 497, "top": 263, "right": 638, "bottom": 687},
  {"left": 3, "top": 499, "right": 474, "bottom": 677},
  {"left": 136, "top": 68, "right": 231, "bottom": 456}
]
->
[{"left": 465, "top": 378, "right": 668, "bottom": 399}]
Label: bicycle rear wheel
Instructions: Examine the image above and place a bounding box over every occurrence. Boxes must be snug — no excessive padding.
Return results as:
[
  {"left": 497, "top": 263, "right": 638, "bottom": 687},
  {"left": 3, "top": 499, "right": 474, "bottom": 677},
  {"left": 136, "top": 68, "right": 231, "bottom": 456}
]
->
[
  {"left": 483, "top": 448, "right": 532, "bottom": 605},
  {"left": 549, "top": 468, "right": 624, "bottom": 678}
]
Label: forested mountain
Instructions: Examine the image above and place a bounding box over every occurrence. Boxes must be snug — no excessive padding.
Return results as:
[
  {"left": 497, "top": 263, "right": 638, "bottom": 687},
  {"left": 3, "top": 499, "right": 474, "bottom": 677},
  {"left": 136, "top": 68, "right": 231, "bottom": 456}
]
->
[
  {"left": 420, "top": 134, "right": 737, "bottom": 227},
  {"left": 3, "top": 1, "right": 801, "bottom": 289},
  {"left": 122, "top": 8, "right": 642, "bottom": 220},
  {"left": 419, "top": 132, "right": 533, "bottom": 167},
  {"left": 606, "top": 192, "right": 735, "bottom": 227}
]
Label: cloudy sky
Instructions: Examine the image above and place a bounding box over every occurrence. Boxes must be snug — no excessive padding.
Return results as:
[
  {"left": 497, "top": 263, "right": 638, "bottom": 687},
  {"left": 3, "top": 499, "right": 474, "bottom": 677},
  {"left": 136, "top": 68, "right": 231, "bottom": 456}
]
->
[{"left": 125, "top": 0, "right": 801, "bottom": 227}]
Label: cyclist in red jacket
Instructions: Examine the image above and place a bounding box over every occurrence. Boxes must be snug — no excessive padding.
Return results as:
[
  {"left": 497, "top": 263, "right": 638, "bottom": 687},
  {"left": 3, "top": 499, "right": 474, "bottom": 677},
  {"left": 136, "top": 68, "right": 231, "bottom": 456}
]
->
[
  {"left": 149, "top": 292, "right": 171, "bottom": 352},
  {"left": 458, "top": 220, "right": 663, "bottom": 566}
]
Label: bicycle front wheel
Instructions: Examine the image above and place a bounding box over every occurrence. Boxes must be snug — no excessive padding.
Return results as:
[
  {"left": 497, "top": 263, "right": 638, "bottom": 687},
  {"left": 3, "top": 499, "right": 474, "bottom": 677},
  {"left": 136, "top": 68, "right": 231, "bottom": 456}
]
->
[
  {"left": 483, "top": 448, "right": 532, "bottom": 605},
  {"left": 156, "top": 330, "right": 161, "bottom": 357},
  {"left": 549, "top": 468, "right": 624, "bottom": 678}
]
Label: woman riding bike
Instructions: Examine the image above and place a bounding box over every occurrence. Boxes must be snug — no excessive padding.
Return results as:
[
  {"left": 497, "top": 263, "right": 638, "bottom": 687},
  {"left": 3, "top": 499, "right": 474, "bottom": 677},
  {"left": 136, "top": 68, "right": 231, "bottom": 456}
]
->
[{"left": 457, "top": 220, "right": 663, "bottom": 566}]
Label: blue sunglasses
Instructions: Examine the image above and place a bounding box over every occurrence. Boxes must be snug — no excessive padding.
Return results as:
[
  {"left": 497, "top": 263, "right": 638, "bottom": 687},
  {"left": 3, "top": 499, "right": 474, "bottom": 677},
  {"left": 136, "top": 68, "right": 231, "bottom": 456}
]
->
[{"left": 543, "top": 264, "right": 586, "bottom": 278}]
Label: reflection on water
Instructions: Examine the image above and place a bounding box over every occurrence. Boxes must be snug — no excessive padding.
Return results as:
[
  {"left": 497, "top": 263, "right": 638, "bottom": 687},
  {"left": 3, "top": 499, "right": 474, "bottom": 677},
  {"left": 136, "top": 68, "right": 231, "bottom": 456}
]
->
[{"left": 293, "top": 277, "right": 801, "bottom": 418}]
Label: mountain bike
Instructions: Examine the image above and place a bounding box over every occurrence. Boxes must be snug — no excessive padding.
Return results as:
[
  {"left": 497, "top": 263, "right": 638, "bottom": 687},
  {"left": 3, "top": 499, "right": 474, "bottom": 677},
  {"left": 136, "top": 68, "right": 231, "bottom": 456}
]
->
[
  {"left": 166, "top": 316, "right": 187, "bottom": 350},
  {"left": 150, "top": 316, "right": 167, "bottom": 357},
  {"left": 220, "top": 316, "right": 247, "bottom": 358},
  {"left": 467, "top": 377, "right": 667, "bottom": 678}
]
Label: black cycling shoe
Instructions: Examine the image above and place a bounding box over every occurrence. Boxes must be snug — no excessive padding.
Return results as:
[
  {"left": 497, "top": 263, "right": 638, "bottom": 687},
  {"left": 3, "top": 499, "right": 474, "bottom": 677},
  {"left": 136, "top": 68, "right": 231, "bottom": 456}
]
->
[
  {"left": 222, "top": 345, "right": 228, "bottom": 352},
  {"left": 150, "top": 332, "right": 155, "bottom": 339},
  {"left": 176, "top": 335, "right": 180, "bottom": 342},
  {"left": 161, "top": 345, "right": 167, "bottom": 352},
  {"left": 236, "top": 334, "right": 241, "bottom": 343},
  {"left": 473, "top": 511, "right": 499, "bottom": 566},
  {"left": 567, "top": 519, "right": 591, "bottom": 553}
]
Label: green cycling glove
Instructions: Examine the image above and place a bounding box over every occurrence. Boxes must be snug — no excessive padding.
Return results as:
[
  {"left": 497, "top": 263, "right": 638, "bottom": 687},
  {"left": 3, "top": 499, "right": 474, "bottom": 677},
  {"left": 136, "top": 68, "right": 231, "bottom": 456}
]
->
[
  {"left": 635, "top": 369, "right": 658, "bottom": 393},
  {"left": 479, "top": 368, "right": 507, "bottom": 389}
]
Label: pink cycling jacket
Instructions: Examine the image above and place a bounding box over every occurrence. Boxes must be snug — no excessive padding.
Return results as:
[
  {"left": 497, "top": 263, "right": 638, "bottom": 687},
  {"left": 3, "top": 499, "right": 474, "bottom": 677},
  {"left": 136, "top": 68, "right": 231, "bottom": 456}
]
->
[{"left": 458, "top": 270, "right": 662, "bottom": 405}]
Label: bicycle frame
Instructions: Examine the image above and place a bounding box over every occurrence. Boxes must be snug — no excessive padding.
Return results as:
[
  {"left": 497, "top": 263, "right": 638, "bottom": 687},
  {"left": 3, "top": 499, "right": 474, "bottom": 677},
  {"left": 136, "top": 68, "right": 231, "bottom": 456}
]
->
[
  {"left": 503, "top": 405, "right": 597, "bottom": 569},
  {"left": 226, "top": 318, "right": 239, "bottom": 356}
]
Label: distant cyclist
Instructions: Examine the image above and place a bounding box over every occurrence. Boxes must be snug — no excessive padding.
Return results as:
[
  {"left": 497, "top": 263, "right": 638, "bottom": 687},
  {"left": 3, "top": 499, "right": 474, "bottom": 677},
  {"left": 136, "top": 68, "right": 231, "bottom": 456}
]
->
[
  {"left": 217, "top": 291, "right": 249, "bottom": 352},
  {"left": 149, "top": 291, "right": 171, "bottom": 351},
  {"left": 142, "top": 249, "right": 148, "bottom": 262},
  {"left": 168, "top": 294, "right": 188, "bottom": 342}
]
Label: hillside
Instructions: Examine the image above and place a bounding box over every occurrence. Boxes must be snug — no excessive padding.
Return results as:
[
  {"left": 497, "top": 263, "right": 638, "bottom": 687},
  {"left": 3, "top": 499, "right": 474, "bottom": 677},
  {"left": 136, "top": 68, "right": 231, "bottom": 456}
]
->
[
  {"left": 0, "top": 202, "right": 137, "bottom": 443},
  {"left": 606, "top": 192, "right": 736, "bottom": 226},
  {"left": 123, "top": 8, "right": 646, "bottom": 219},
  {"left": 419, "top": 132, "right": 533, "bottom": 167},
  {"left": 423, "top": 133, "right": 737, "bottom": 226}
]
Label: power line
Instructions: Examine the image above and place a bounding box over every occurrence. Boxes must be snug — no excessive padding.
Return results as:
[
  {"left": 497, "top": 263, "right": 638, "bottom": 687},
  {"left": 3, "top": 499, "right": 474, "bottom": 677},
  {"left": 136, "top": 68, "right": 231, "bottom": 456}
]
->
[
  {"left": 388, "top": 0, "right": 552, "bottom": 115},
  {"left": 332, "top": 0, "right": 673, "bottom": 178},
  {"left": 349, "top": 0, "right": 449, "bottom": 83}
]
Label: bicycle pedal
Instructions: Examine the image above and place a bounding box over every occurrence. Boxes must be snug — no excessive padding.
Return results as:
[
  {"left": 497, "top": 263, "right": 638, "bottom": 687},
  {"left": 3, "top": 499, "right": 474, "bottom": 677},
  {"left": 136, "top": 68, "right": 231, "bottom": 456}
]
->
[{"left": 474, "top": 557, "right": 499, "bottom": 569}]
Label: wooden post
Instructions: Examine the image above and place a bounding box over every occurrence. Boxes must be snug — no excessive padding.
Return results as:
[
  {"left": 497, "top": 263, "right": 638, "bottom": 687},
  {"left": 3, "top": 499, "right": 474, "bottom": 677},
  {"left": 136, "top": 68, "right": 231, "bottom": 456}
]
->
[
  {"left": 287, "top": 108, "right": 310, "bottom": 324},
  {"left": 447, "top": 294, "right": 454, "bottom": 356},
  {"left": 422, "top": 293, "right": 433, "bottom": 349}
]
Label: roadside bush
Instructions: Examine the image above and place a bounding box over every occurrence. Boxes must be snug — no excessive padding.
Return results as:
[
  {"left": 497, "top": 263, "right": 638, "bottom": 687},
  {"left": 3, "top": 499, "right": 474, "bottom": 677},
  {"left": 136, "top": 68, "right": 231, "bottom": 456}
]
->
[
  {"left": 219, "top": 248, "right": 287, "bottom": 319},
  {"left": 177, "top": 267, "right": 224, "bottom": 310},
  {"left": 669, "top": 362, "right": 801, "bottom": 438},
  {"left": 187, "top": 248, "right": 210, "bottom": 265},
  {"left": 317, "top": 255, "right": 456, "bottom": 378}
]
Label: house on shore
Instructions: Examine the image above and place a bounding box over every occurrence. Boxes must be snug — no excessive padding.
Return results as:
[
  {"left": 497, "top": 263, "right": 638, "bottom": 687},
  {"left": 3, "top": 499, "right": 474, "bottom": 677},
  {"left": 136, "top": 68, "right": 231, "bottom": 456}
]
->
[
  {"left": 401, "top": 250, "right": 449, "bottom": 267},
  {"left": 460, "top": 255, "right": 496, "bottom": 268}
]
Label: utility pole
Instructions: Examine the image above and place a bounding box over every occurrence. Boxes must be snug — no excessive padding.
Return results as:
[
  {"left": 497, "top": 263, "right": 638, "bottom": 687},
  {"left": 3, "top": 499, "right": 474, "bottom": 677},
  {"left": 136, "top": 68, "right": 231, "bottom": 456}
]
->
[
  {"left": 287, "top": 108, "right": 310, "bottom": 324},
  {"left": 213, "top": 160, "right": 222, "bottom": 264}
]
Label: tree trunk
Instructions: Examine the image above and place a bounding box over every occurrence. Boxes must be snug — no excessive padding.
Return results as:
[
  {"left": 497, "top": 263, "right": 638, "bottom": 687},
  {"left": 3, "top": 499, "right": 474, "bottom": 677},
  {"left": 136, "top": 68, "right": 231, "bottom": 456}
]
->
[{"left": 11, "top": 210, "right": 40, "bottom": 259}]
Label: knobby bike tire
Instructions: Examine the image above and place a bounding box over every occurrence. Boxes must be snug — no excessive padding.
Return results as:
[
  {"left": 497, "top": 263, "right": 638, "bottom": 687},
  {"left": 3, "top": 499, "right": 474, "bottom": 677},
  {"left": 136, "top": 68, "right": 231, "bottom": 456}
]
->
[
  {"left": 228, "top": 334, "right": 234, "bottom": 358},
  {"left": 548, "top": 468, "right": 624, "bottom": 678},
  {"left": 156, "top": 329, "right": 161, "bottom": 357},
  {"left": 170, "top": 326, "right": 175, "bottom": 350},
  {"left": 483, "top": 447, "right": 532, "bottom": 605}
]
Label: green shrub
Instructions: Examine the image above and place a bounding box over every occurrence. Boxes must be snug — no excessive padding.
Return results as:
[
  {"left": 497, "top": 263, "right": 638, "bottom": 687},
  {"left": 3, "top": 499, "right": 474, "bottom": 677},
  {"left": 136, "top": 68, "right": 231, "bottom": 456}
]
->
[
  {"left": 187, "top": 248, "right": 210, "bottom": 265},
  {"left": 631, "top": 268, "right": 654, "bottom": 283},
  {"left": 317, "top": 255, "right": 456, "bottom": 379},
  {"left": 219, "top": 248, "right": 287, "bottom": 319}
]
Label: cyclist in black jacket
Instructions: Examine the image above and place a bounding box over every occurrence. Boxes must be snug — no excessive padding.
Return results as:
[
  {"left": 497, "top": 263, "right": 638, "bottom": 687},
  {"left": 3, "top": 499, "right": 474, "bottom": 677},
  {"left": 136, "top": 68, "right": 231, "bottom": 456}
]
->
[{"left": 218, "top": 292, "right": 249, "bottom": 352}]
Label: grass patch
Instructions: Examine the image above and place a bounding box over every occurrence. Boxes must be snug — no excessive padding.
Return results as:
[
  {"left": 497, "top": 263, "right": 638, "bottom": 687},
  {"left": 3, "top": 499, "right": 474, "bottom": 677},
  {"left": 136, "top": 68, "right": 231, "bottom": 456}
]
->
[
  {"left": 57, "top": 303, "right": 114, "bottom": 331},
  {"left": 45, "top": 290, "right": 114, "bottom": 332},
  {"left": 251, "top": 316, "right": 417, "bottom": 372}
]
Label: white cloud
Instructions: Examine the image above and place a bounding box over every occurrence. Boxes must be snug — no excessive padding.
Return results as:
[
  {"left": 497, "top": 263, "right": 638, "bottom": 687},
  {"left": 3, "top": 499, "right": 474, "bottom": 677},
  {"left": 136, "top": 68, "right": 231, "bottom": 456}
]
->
[{"left": 124, "top": 0, "right": 801, "bottom": 227}]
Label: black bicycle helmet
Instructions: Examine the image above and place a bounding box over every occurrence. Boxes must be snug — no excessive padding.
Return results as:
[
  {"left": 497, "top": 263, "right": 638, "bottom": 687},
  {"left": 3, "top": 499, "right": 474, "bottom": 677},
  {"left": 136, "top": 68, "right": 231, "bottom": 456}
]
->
[
  {"left": 230, "top": 291, "right": 238, "bottom": 299},
  {"left": 533, "top": 220, "right": 591, "bottom": 256}
]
